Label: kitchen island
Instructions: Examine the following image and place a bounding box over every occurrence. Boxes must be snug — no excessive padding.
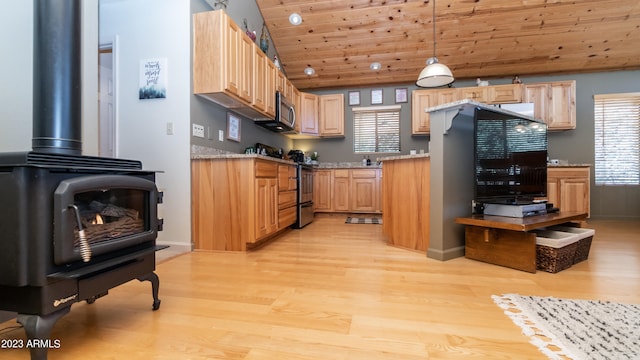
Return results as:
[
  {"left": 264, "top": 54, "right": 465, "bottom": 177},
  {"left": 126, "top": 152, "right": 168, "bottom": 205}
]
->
[{"left": 380, "top": 154, "right": 431, "bottom": 252}]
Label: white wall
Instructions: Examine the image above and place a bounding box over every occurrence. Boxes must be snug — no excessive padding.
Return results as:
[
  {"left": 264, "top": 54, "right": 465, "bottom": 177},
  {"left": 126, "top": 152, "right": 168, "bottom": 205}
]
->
[
  {"left": 100, "top": 0, "right": 192, "bottom": 248},
  {"left": 0, "top": 2, "right": 99, "bottom": 153},
  {"left": 0, "top": 2, "right": 33, "bottom": 151}
]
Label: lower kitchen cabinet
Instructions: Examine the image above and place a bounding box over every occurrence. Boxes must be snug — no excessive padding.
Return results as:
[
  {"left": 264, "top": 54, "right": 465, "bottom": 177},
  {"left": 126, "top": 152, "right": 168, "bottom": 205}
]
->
[
  {"left": 313, "top": 168, "right": 381, "bottom": 214},
  {"left": 547, "top": 166, "right": 590, "bottom": 217},
  {"left": 191, "top": 157, "right": 293, "bottom": 251},
  {"left": 350, "top": 169, "right": 378, "bottom": 212},
  {"left": 313, "top": 170, "right": 332, "bottom": 211},
  {"left": 255, "top": 177, "right": 278, "bottom": 240},
  {"left": 333, "top": 170, "right": 350, "bottom": 212},
  {"left": 277, "top": 164, "right": 297, "bottom": 229}
]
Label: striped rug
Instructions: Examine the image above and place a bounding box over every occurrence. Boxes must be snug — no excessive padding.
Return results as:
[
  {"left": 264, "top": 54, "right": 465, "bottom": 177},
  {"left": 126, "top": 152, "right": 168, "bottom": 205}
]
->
[{"left": 345, "top": 217, "right": 382, "bottom": 224}]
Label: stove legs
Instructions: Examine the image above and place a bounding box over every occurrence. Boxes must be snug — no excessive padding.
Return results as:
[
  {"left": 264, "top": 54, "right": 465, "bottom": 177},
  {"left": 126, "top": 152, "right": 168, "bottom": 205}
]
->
[
  {"left": 16, "top": 306, "right": 71, "bottom": 360},
  {"left": 137, "top": 272, "right": 161, "bottom": 310}
]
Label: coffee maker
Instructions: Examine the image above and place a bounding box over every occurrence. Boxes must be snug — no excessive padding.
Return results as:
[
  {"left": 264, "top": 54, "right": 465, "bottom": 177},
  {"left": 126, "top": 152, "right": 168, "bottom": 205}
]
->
[{"left": 288, "top": 150, "right": 305, "bottom": 163}]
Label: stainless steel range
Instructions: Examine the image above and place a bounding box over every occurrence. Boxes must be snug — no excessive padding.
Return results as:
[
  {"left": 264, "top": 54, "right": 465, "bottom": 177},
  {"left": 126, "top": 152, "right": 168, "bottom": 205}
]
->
[{"left": 294, "top": 164, "right": 314, "bottom": 228}]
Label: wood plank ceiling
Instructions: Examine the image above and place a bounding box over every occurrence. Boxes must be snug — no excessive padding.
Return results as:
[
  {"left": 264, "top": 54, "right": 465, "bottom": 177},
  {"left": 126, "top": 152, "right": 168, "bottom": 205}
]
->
[{"left": 255, "top": 0, "right": 640, "bottom": 90}]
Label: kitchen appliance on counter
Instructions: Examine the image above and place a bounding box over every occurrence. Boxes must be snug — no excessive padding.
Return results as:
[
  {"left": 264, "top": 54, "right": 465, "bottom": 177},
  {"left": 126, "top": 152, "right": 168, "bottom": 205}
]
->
[
  {"left": 255, "top": 91, "right": 296, "bottom": 133},
  {"left": 254, "top": 143, "right": 283, "bottom": 158},
  {"left": 287, "top": 149, "right": 305, "bottom": 164},
  {"left": 294, "top": 163, "right": 314, "bottom": 228}
]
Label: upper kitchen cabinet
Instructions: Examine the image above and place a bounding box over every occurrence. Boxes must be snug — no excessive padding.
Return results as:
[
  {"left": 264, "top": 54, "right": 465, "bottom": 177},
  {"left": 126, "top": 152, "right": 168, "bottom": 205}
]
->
[
  {"left": 458, "top": 84, "right": 522, "bottom": 104},
  {"left": 193, "top": 10, "right": 276, "bottom": 120},
  {"left": 319, "top": 94, "right": 345, "bottom": 137},
  {"left": 411, "top": 88, "right": 457, "bottom": 135},
  {"left": 524, "top": 80, "right": 576, "bottom": 130},
  {"left": 252, "top": 44, "right": 274, "bottom": 117},
  {"left": 299, "top": 92, "right": 319, "bottom": 135}
]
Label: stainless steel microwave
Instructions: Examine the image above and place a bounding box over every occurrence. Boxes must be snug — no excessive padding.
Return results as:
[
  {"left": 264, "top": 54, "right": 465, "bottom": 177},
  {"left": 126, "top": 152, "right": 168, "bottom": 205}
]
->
[{"left": 255, "top": 91, "right": 296, "bottom": 133}]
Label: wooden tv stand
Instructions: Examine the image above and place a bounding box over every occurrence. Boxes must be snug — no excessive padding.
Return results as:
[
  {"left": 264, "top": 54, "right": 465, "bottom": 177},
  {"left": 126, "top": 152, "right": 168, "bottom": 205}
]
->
[{"left": 455, "top": 211, "right": 588, "bottom": 273}]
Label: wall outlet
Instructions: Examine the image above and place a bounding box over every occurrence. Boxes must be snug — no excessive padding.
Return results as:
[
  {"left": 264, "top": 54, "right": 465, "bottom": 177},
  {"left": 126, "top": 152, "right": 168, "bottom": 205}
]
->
[
  {"left": 192, "top": 124, "right": 205, "bottom": 138},
  {"left": 218, "top": 130, "right": 224, "bottom": 141}
]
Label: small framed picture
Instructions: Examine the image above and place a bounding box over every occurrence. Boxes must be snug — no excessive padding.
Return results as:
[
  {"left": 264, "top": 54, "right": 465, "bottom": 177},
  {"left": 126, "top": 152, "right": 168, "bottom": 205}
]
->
[
  {"left": 226, "top": 113, "right": 241, "bottom": 142},
  {"left": 371, "top": 89, "right": 383, "bottom": 105},
  {"left": 348, "top": 91, "right": 360, "bottom": 106},
  {"left": 395, "top": 88, "right": 408, "bottom": 103}
]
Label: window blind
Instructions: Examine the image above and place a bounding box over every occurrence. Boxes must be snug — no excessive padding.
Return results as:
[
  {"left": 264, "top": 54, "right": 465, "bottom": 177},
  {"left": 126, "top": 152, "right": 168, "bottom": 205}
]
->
[
  {"left": 353, "top": 105, "right": 400, "bottom": 153},
  {"left": 594, "top": 93, "right": 640, "bottom": 185}
]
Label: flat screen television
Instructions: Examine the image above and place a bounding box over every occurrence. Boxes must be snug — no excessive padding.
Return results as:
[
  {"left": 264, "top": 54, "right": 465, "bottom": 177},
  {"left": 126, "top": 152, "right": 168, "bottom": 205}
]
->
[{"left": 474, "top": 108, "right": 548, "bottom": 205}]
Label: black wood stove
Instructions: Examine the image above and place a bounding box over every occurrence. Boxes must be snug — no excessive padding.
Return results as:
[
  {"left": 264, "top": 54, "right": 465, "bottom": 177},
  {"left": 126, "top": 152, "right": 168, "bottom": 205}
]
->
[{"left": 0, "top": 1, "right": 164, "bottom": 359}]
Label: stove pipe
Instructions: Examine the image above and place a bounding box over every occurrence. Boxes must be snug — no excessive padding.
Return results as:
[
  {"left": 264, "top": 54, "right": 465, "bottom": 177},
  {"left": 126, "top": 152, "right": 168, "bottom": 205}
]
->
[{"left": 32, "top": 0, "right": 82, "bottom": 155}]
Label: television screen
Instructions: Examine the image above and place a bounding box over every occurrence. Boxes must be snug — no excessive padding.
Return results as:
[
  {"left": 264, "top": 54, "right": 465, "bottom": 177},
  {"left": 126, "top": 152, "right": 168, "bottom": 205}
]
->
[{"left": 474, "top": 108, "right": 547, "bottom": 204}]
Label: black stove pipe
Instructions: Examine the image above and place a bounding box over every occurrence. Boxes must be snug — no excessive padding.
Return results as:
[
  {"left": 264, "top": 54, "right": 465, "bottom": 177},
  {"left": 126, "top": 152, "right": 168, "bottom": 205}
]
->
[{"left": 32, "top": 0, "right": 82, "bottom": 155}]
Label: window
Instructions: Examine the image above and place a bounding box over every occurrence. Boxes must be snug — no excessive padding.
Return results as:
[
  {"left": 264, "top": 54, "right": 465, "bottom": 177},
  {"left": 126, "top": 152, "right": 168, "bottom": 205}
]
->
[
  {"left": 594, "top": 93, "right": 640, "bottom": 185},
  {"left": 353, "top": 105, "right": 400, "bottom": 153}
]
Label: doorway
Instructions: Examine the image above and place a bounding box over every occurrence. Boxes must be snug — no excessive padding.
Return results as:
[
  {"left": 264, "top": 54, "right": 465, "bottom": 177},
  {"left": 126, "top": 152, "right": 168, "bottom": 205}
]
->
[{"left": 98, "top": 40, "right": 117, "bottom": 158}]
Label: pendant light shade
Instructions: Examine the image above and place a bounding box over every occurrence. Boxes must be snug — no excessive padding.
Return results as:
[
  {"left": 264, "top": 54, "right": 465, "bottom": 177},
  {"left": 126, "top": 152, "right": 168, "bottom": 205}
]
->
[
  {"left": 416, "top": 57, "right": 454, "bottom": 87},
  {"left": 417, "top": 0, "right": 454, "bottom": 87}
]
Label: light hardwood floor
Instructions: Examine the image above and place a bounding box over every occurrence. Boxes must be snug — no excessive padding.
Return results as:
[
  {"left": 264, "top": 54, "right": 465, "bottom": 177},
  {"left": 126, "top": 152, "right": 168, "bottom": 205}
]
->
[{"left": 1, "top": 215, "right": 639, "bottom": 359}]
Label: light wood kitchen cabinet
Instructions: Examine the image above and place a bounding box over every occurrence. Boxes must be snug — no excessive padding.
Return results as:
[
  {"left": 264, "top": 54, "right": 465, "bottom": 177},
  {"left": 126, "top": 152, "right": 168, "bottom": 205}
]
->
[
  {"left": 547, "top": 166, "right": 590, "bottom": 217},
  {"left": 487, "top": 84, "right": 523, "bottom": 103},
  {"left": 255, "top": 177, "right": 278, "bottom": 239},
  {"left": 300, "top": 92, "right": 319, "bottom": 135},
  {"left": 411, "top": 90, "right": 438, "bottom": 135},
  {"left": 350, "top": 169, "right": 378, "bottom": 212},
  {"left": 252, "top": 45, "right": 271, "bottom": 115},
  {"left": 192, "top": 158, "right": 293, "bottom": 251},
  {"left": 194, "top": 10, "right": 284, "bottom": 120},
  {"left": 458, "top": 87, "right": 488, "bottom": 103},
  {"left": 319, "top": 94, "right": 345, "bottom": 137},
  {"left": 291, "top": 87, "right": 301, "bottom": 133},
  {"left": 277, "top": 164, "right": 297, "bottom": 229},
  {"left": 313, "top": 168, "right": 382, "bottom": 214},
  {"left": 313, "top": 170, "right": 332, "bottom": 211},
  {"left": 412, "top": 84, "right": 524, "bottom": 135},
  {"left": 382, "top": 156, "right": 430, "bottom": 252},
  {"left": 333, "top": 170, "right": 350, "bottom": 212},
  {"left": 524, "top": 80, "right": 576, "bottom": 130}
]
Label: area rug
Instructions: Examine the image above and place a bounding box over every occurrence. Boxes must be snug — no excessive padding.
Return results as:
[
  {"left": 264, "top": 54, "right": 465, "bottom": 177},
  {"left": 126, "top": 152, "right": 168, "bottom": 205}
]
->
[
  {"left": 345, "top": 217, "right": 382, "bottom": 224},
  {"left": 492, "top": 293, "right": 640, "bottom": 360}
]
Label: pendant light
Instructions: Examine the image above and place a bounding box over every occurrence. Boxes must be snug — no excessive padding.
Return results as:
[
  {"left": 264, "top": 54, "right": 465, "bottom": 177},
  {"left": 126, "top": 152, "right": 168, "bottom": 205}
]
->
[{"left": 416, "top": 0, "right": 454, "bottom": 87}]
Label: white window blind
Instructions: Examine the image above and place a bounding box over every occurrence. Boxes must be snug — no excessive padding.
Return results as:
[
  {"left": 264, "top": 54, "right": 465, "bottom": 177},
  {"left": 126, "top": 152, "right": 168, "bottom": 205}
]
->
[
  {"left": 594, "top": 93, "right": 640, "bottom": 185},
  {"left": 353, "top": 105, "right": 400, "bottom": 153}
]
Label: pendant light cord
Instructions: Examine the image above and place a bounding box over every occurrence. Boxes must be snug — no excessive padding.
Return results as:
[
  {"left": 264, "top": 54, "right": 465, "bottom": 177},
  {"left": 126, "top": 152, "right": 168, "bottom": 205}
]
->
[{"left": 432, "top": 0, "right": 437, "bottom": 59}]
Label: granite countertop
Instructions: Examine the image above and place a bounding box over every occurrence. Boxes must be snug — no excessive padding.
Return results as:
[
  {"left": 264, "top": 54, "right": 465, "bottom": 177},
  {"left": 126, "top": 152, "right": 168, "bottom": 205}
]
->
[
  {"left": 378, "top": 153, "right": 430, "bottom": 162},
  {"left": 547, "top": 163, "right": 591, "bottom": 167},
  {"left": 315, "top": 161, "right": 381, "bottom": 169},
  {"left": 191, "top": 153, "right": 296, "bottom": 165}
]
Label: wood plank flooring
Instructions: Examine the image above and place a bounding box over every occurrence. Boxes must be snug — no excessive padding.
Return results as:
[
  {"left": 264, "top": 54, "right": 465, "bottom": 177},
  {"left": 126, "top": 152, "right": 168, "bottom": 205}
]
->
[{"left": 1, "top": 215, "right": 639, "bottom": 359}]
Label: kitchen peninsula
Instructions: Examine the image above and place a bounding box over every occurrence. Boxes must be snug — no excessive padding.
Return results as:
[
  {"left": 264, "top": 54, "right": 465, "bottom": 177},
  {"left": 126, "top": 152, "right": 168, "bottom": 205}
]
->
[{"left": 381, "top": 153, "right": 430, "bottom": 252}]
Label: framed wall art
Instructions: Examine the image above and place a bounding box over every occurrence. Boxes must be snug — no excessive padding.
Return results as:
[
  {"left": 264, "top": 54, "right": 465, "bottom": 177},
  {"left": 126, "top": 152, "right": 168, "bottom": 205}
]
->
[
  {"left": 226, "top": 113, "right": 241, "bottom": 142},
  {"left": 371, "top": 89, "right": 383, "bottom": 105},
  {"left": 348, "top": 91, "right": 360, "bottom": 106},
  {"left": 395, "top": 88, "right": 408, "bottom": 103}
]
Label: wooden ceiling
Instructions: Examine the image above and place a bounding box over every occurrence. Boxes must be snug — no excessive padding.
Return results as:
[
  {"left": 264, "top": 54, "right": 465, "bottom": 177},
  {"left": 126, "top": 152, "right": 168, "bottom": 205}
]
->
[{"left": 255, "top": 0, "right": 640, "bottom": 91}]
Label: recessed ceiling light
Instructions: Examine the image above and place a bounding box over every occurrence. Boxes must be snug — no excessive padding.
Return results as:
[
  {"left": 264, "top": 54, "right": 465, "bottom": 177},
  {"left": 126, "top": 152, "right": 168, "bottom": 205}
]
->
[
  {"left": 370, "top": 62, "right": 382, "bottom": 71},
  {"left": 289, "top": 13, "right": 302, "bottom": 26},
  {"left": 304, "top": 67, "right": 315, "bottom": 76}
]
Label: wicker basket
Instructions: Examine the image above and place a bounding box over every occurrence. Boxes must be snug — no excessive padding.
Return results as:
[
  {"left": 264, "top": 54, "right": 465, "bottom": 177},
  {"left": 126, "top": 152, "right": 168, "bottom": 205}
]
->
[
  {"left": 534, "top": 230, "right": 580, "bottom": 273},
  {"left": 548, "top": 226, "right": 595, "bottom": 264}
]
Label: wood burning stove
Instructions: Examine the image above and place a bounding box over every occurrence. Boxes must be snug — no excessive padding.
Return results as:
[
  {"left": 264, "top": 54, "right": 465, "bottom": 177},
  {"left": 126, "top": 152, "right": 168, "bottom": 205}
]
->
[
  {"left": 0, "top": 154, "right": 165, "bottom": 360},
  {"left": 0, "top": 1, "right": 165, "bottom": 359}
]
